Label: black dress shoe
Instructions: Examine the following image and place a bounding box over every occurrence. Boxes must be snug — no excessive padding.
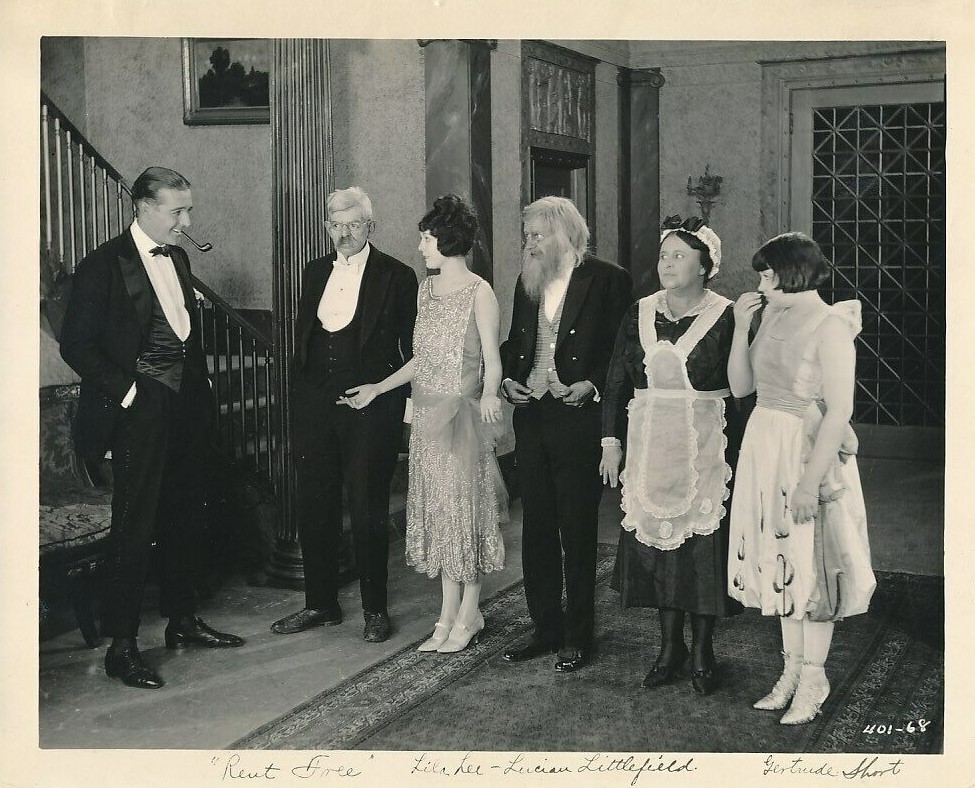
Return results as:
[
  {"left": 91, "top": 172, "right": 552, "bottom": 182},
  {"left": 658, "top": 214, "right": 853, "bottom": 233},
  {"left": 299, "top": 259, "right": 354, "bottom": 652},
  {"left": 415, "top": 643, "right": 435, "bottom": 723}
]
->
[
  {"left": 690, "top": 657, "right": 719, "bottom": 695},
  {"left": 271, "top": 606, "right": 342, "bottom": 635},
  {"left": 502, "top": 636, "right": 558, "bottom": 663},
  {"left": 554, "top": 648, "right": 590, "bottom": 673},
  {"left": 105, "top": 643, "right": 165, "bottom": 689},
  {"left": 363, "top": 611, "right": 391, "bottom": 643},
  {"left": 165, "top": 617, "right": 245, "bottom": 649},
  {"left": 641, "top": 644, "right": 689, "bottom": 689}
]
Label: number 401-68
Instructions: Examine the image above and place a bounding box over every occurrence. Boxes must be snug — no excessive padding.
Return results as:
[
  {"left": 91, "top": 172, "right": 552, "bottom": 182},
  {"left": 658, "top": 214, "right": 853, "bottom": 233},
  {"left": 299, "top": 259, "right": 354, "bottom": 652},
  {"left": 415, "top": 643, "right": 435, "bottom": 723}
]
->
[{"left": 862, "top": 720, "right": 930, "bottom": 735}]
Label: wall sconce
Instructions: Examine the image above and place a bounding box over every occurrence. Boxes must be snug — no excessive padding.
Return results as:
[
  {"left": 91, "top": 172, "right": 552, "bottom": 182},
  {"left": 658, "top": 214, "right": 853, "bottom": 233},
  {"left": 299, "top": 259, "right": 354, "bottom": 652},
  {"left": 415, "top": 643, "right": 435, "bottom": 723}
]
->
[{"left": 686, "top": 164, "right": 723, "bottom": 224}]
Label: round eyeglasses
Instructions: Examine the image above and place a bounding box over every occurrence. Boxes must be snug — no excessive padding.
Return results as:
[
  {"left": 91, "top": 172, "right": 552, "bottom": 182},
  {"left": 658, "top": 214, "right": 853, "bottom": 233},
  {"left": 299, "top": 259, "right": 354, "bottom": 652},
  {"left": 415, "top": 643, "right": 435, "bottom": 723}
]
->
[{"left": 326, "top": 220, "right": 369, "bottom": 233}]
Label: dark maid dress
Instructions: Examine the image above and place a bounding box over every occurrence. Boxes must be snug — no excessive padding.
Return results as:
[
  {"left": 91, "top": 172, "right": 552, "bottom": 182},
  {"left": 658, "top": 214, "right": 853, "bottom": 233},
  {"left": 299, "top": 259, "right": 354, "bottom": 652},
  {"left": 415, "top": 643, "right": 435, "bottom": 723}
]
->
[{"left": 602, "top": 291, "right": 747, "bottom": 616}]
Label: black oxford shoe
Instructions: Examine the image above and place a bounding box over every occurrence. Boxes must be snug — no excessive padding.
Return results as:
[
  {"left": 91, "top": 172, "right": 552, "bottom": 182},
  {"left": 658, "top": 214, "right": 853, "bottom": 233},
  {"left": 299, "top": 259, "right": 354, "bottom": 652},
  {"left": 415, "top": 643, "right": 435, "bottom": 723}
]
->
[
  {"left": 270, "top": 606, "right": 343, "bottom": 635},
  {"left": 554, "top": 647, "right": 590, "bottom": 673},
  {"left": 165, "top": 616, "right": 245, "bottom": 649},
  {"left": 105, "top": 643, "right": 165, "bottom": 689},
  {"left": 363, "top": 611, "right": 391, "bottom": 643},
  {"left": 502, "top": 636, "right": 558, "bottom": 663}
]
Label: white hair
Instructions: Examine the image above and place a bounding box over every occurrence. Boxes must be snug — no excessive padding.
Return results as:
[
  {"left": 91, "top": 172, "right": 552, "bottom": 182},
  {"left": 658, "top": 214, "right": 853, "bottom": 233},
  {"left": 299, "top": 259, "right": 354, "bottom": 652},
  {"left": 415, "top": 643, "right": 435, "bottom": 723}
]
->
[
  {"left": 326, "top": 186, "right": 373, "bottom": 220},
  {"left": 522, "top": 196, "right": 589, "bottom": 265}
]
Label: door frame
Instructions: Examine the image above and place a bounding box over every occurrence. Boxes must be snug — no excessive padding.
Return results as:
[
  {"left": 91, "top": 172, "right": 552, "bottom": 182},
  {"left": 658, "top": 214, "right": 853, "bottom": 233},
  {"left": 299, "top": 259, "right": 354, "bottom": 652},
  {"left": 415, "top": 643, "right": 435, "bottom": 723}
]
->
[
  {"left": 758, "top": 49, "right": 946, "bottom": 458},
  {"left": 758, "top": 49, "right": 945, "bottom": 240},
  {"left": 789, "top": 81, "right": 945, "bottom": 234}
]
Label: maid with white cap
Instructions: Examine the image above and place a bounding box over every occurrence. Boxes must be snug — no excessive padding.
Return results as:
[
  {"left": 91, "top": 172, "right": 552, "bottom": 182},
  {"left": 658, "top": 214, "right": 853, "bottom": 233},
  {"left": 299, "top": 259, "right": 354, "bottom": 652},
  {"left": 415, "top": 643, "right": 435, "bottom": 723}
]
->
[{"left": 600, "top": 215, "right": 745, "bottom": 696}]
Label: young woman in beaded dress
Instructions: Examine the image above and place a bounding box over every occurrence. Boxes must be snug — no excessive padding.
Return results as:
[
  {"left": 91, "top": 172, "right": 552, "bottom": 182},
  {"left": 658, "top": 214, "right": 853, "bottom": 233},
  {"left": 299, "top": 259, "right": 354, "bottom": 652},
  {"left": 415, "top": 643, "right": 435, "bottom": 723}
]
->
[
  {"left": 599, "top": 216, "right": 744, "bottom": 696},
  {"left": 344, "top": 195, "right": 507, "bottom": 654},
  {"left": 727, "top": 232, "right": 875, "bottom": 725}
]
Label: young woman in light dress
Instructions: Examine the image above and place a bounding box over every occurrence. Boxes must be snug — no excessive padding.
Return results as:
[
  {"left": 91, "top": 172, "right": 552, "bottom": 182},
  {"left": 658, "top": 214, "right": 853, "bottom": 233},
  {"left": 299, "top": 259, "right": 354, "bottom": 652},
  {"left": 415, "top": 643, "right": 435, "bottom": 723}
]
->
[
  {"left": 346, "top": 195, "right": 507, "bottom": 654},
  {"left": 727, "top": 232, "right": 875, "bottom": 725}
]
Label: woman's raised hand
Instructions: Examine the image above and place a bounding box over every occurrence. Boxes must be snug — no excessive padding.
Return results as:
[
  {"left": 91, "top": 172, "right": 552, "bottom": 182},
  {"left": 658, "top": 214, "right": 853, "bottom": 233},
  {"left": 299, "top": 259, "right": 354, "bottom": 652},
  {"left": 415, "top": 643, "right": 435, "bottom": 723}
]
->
[{"left": 733, "top": 291, "right": 764, "bottom": 331}]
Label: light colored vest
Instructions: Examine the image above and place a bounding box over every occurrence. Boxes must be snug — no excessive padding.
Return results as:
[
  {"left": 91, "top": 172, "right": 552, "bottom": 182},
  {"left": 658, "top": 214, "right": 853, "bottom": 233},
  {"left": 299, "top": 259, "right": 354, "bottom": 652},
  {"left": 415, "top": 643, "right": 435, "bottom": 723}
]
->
[{"left": 526, "top": 294, "right": 566, "bottom": 398}]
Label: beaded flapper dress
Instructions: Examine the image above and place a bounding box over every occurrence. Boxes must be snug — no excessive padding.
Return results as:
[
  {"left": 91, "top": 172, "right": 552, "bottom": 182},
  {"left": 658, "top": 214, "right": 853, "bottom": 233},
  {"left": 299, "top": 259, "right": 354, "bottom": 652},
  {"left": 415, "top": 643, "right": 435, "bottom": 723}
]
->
[
  {"left": 728, "top": 300, "right": 875, "bottom": 621},
  {"left": 405, "top": 277, "right": 507, "bottom": 582}
]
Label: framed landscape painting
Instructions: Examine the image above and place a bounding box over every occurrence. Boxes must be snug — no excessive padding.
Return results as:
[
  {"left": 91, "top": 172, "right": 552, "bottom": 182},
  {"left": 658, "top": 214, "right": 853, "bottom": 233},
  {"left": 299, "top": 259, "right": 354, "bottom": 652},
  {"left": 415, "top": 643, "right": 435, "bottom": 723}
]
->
[{"left": 181, "top": 38, "right": 270, "bottom": 125}]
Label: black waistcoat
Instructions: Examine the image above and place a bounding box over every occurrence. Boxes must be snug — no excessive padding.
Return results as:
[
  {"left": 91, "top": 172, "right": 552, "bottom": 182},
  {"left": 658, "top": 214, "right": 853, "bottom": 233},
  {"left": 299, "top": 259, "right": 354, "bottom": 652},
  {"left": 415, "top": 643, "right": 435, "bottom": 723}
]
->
[
  {"left": 134, "top": 289, "right": 191, "bottom": 392},
  {"left": 304, "top": 300, "right": 364, "bottom": 393}
]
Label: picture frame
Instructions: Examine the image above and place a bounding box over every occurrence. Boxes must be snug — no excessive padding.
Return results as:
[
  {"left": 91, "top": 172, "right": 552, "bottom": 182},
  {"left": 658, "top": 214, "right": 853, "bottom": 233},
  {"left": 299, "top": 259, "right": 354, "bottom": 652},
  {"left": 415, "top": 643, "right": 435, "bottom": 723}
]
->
[{"left": 180, "top": 38, "right": 270, "bottom": 125}]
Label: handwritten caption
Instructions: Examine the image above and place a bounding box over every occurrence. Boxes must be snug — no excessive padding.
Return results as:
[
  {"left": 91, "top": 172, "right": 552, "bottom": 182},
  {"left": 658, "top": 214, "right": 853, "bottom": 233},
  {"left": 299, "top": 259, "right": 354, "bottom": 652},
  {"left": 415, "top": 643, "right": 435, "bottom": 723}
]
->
[
  {"left": 412, "top": 752, "right": 695, "bottom": 784},
  {"left": 213, "top": 754, "right": 361, "bottom": 781},
  {"left": 211, "top": 752, "right": 695, "bottom": 785},
  {"left": 763, "top": 755, "right": 905, "bottom": 780},
  {"left": 210, "top": 751, "right": 912, "bottom": 784}
]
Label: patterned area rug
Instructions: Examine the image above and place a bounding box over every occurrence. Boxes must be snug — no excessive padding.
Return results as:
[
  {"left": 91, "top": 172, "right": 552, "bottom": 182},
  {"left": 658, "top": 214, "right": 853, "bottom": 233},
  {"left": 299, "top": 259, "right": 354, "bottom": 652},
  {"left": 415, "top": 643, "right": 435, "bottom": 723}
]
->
[{"left": 231, "top": 546, "right": 943, "bottom": 753}]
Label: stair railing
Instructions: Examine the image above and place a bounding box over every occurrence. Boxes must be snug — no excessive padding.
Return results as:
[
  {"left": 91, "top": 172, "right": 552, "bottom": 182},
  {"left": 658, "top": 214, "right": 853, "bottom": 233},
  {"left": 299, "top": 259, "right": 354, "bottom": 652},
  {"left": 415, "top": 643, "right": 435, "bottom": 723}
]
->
[
  {"left": 192, "top": 280, "right": 277, "bottom": 494},
  {"left": 41, "top": 92, "right": 132, "bottom": 272},
  {"left": 41, "top": 91, "right": 278, "bottom": 495}
]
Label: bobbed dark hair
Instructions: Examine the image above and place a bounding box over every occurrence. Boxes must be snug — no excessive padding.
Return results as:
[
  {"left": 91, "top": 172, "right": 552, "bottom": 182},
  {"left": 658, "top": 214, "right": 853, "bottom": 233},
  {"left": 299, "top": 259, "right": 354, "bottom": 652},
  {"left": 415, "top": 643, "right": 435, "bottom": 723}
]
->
[
  {"left": 664, "top": 228, "right": 714, "bottom": 280},
  {"left": 131, "top": 167, "right": 192, "bottom": 205},
  {"left": 751, "top": 231, "right": 829, "bottom": 293},
  {"left": 418, "top": 194, "right": 479, "bottom": 257}
]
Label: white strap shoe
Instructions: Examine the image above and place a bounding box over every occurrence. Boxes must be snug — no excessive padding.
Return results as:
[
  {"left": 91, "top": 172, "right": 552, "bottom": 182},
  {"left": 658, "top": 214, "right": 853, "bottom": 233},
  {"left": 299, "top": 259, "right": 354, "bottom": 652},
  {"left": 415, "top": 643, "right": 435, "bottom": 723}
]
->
[
  {"left": 437, "top": 613, "right": 485, "bottom": 653},
  {"left": 417, "top": 621, "right": 453, "bottom": 652}
]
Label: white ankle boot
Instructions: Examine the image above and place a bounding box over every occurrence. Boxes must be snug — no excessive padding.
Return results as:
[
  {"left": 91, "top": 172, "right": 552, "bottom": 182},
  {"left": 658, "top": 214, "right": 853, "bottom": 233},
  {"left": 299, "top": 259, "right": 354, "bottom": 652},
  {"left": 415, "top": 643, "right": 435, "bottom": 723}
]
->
[
  {"left": 780, "top": 661, "right": 830, "bottom": 725},
  {"left": 753, "top": 651, "right": 802, "bottom": 710}
]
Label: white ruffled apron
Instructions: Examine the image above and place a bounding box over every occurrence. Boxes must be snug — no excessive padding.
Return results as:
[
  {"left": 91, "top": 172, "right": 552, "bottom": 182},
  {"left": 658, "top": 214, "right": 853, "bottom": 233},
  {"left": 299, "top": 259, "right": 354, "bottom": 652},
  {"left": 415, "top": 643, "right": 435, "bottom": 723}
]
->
[{"left": 620, "top": 291, "right": 732, "bottom": 550}]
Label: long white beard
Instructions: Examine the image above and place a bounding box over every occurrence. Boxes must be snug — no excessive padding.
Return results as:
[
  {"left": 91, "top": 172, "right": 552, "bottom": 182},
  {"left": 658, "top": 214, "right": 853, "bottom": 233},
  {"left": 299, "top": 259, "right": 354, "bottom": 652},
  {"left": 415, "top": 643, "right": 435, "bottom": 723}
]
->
[{"left": 521, "top": 249, "right": 565, "bottom": 302}]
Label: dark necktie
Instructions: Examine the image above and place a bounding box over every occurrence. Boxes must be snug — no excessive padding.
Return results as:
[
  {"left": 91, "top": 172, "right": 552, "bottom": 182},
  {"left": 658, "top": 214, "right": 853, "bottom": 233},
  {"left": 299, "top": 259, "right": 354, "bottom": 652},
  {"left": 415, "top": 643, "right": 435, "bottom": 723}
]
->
[{"left": 149, "top": 245, "right": 171, "bottom": 257}]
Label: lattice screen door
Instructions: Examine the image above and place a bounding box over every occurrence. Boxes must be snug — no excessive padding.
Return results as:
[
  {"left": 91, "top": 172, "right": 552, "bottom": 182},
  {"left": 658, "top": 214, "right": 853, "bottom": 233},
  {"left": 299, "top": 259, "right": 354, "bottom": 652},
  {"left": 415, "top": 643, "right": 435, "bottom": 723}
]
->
[{"left": 790, "top": 82, "right": 945, "bottom": 427}]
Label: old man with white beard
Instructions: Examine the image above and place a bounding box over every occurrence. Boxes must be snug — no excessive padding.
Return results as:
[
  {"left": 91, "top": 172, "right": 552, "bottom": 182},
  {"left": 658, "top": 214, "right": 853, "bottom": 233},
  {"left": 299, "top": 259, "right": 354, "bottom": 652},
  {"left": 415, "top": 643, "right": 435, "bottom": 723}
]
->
[{"left": 499, "top": 196, "right": 631, "bottom": 672}]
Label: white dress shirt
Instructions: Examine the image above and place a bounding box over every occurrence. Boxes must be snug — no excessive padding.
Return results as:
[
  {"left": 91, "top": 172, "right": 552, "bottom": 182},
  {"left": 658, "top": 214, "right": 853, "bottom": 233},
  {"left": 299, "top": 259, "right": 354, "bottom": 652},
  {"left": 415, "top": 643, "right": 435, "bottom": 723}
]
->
[
  {"left": 543, "top": 269, "right": 572, "bottom": 322},
  {"left": 317, "top": 243, "right": 370, "bottom": 331},
  {"left": 131, "top": 220, "right": 191, "bottom": 340},
  {"left": 122, "top": 221, "right": 192, "bottom": 407}
]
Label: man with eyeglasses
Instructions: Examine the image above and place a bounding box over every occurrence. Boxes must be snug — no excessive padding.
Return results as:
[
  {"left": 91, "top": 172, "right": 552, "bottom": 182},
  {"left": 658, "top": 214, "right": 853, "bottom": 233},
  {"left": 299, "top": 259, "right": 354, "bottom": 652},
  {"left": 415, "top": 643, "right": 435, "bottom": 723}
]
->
[
  {"left": 271, "top": 186, "right": 418, "bottom": 643},
  {"left": 499, "top": 196, "right": 631, "bottom": 672}
]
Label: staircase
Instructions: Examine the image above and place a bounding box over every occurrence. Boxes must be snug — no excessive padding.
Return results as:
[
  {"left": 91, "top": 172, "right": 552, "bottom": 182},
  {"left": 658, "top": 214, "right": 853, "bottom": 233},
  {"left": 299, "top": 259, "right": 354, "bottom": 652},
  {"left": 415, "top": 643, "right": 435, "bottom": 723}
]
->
[{"left": 40, "top": 92, "right": 279, "bottom": 497}]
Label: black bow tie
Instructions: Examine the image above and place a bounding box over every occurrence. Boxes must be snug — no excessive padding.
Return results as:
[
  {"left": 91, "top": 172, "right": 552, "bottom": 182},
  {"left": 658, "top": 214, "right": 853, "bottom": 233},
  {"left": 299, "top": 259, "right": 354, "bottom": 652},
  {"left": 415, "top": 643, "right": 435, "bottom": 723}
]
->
[{"left": 149, "top": 245, "right": 171, "bottom": 257}]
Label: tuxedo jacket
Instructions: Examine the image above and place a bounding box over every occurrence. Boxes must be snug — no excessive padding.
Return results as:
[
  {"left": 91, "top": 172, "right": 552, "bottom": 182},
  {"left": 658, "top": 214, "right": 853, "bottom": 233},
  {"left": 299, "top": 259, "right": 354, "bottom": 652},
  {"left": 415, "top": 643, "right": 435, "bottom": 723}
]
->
[
  {"left": 501, "top": 254, "right": 633, "bottom": 393},
  {"left": 60, "top": 229, "right": 209, "bottom": 459},
  {"left": 292, "top": 245, "right": 418, "bottom": 396}
]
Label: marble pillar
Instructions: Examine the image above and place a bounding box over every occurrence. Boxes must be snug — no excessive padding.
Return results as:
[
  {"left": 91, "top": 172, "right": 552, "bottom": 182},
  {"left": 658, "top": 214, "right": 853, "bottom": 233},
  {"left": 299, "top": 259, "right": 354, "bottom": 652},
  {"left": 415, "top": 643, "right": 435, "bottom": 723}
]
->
[
  {"left": 420, "top": 40, "right": 494, "bottom": 282},
  {"left": 618, "top": 68, "right": 665, "bottom": 297}
]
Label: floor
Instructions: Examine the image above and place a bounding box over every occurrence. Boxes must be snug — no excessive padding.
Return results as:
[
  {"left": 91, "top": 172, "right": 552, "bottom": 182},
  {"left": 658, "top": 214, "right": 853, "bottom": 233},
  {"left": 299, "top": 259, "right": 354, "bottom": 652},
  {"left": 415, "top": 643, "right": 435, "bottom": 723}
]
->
[{"left": 38, "top": 457, "right": 944, "bottom": 749}]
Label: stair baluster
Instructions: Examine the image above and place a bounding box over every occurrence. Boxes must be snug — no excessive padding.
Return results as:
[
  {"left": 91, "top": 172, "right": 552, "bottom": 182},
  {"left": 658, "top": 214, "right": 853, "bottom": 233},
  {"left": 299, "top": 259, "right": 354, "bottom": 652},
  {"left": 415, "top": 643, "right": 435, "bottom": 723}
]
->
[{"left": 41, "top": 91, "right": 278, "bottom": 499}]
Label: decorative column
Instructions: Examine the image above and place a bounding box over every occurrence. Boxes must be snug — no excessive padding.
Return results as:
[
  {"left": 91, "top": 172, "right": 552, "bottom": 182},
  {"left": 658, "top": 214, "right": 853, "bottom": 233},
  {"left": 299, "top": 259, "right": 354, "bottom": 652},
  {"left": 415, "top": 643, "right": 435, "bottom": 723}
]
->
[
  {"left": 266, "top": 39, "right": 334, "bottom": 588},
  {"left": 618, "top": 67, "right": 665, "bottom": 297},
  {"left": 419, "top": 39, "right": 495, "bottom": 282}
]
